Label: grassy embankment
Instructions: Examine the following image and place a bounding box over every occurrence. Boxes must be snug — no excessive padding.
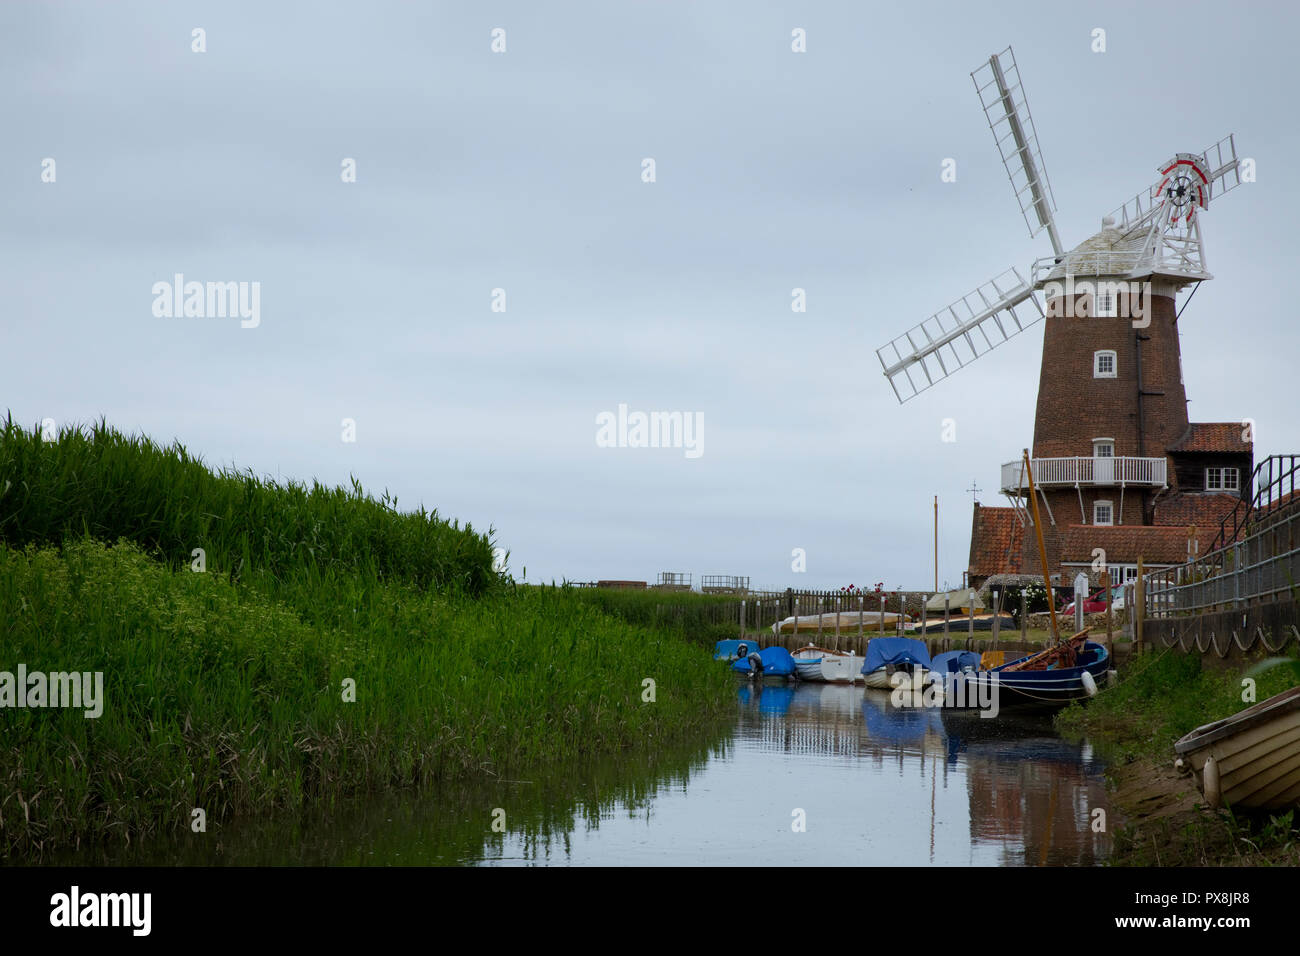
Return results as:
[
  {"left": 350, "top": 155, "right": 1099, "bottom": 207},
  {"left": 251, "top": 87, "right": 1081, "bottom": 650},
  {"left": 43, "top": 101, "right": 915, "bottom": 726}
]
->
[
  {"left": 572, "top": 587, "right": 756, "bottom": 649},
  {"left": 1056, "top": 648, "right": 1300, "bottom": 865},
  {"left": 0, "top": 417, "right": 733, "bottom": 859}
]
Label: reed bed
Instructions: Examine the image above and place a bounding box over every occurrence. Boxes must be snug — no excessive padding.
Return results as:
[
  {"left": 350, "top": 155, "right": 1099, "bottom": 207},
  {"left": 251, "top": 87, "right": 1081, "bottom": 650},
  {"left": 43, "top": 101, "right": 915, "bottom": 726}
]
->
[
  {"left": 0, "top": 539, "right": 733, "bottom": 858},
  {"left": 0, "top": 418, "right": 733, "bottom": 859},
  {"left": 572, "top": 588, "right": 751, "bottom": 647},
  {"left": 0, "top": 415, "right": 496, "bottom": 595}
]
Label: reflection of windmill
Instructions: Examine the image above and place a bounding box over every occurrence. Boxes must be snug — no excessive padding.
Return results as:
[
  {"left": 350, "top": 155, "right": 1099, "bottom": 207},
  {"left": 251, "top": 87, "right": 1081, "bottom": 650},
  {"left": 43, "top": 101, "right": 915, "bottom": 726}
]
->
[
  {"left": 878, "top": 47, "right": 1243, "bottom": 404},
  {"left": 879, "top": 46, "right": 1253, "bottom": 587}
]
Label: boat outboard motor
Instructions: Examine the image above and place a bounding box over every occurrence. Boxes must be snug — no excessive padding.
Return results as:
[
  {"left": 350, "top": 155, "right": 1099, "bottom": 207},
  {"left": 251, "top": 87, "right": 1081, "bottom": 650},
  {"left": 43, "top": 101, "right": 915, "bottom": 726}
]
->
[
  {"left": 747, "top": 651, "right": 763, "bottom": 679},
  {"left": 736, "top": 642, "right": 750, "bottom": 662}
]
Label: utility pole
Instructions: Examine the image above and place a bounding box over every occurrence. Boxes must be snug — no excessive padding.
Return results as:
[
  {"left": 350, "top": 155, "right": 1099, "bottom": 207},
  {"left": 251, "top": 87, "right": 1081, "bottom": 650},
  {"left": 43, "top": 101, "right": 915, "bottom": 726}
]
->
[{"left": 933, "top": 495, "right": 939, "bottom": 593}]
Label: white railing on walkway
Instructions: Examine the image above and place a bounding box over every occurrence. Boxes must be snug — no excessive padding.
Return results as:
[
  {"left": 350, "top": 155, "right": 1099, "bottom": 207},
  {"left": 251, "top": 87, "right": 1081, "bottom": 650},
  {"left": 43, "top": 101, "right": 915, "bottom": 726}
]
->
[{"left": 1001, "top": 456, "right": 1167, "bottom": 493}]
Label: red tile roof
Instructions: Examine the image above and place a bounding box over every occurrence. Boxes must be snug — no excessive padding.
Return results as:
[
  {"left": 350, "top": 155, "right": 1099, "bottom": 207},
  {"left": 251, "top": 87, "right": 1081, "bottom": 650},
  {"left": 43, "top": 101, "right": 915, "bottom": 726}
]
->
[
  {"left": 1060, "top": 525, "right": 1196, "bottom": 565},
  {"left": 1153, "top": 492, "right": 1240, "bottom": 530},
  {"left": 967, "top": 504, "right": 1024, "bottom": 577},
  {"left": 1168, "top": 423, "right": 1252, "bottom": 454}
]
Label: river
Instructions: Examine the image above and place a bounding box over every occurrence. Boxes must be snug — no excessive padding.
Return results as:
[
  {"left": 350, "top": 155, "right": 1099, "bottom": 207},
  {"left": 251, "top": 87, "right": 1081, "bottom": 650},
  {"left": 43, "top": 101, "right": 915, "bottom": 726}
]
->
[{"left": 67, "top": 680, "right": 1112, "bottom": 866}]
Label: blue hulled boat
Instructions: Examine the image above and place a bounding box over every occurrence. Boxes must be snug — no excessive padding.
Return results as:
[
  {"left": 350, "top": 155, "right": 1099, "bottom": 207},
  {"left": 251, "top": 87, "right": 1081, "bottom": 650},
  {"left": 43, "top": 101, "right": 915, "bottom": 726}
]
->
[{"left": 945, "top": 640, "right": 1110, "bottom": 707}]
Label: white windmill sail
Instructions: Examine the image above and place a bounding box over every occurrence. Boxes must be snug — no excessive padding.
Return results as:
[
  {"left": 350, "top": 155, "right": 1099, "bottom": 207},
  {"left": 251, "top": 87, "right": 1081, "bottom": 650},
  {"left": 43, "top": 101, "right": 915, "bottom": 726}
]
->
[
  {"left": 876, "top": 268, "right": 1043, "bottom": 403},
  {"left": 971, "top": 47, "right": 1063, "bottom": 257},
  {"left": 877, "top": 43, "right": 1245, "bottom": 404}
]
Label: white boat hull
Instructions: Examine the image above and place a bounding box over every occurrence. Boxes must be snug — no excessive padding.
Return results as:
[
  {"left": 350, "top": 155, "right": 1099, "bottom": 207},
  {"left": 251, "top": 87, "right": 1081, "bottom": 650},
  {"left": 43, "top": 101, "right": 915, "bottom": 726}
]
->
[
  {"left": 773, "top": 611, "right": 907, "bottom": 634},
  {"left": 863, "top": 667, "right": 928, "bottom": 690},
  {"left": 1175, "top": 686, "right": 1300, "bottom": 811},
  {"left": 791, "top": 646, "right": 864, "bottom": 683}
]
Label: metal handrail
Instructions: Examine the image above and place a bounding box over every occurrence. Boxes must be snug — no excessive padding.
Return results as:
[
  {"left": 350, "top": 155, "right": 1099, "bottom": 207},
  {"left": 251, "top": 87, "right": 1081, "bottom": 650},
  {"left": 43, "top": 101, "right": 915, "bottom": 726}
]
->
[
  {"left": 1146, "top": 504, "right": 1300, "bottom": 618},
  {"left": 1208, "top": 455, "right": 1300, "bottom": 552}
]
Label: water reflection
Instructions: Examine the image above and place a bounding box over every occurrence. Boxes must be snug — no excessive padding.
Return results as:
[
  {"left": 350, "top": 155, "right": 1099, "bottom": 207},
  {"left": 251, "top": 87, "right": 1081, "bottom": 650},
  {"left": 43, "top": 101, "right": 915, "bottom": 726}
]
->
[{"left": 55, "top": 680, "right": 1111, "bottom": 866}]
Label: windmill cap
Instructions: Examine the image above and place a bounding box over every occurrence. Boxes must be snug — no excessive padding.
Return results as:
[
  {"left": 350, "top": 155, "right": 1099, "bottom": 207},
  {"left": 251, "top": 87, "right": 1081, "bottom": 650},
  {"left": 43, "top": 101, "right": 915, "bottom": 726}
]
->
[{"left": 1101, "top": 215, "right": 1116, "bottom": 227}]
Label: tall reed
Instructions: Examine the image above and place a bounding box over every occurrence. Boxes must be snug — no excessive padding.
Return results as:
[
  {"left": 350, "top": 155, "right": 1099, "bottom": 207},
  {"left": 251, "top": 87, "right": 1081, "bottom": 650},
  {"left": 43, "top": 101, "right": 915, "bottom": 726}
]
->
[{"left": 0, "top": 415, "right": 496, "bottom": 595}]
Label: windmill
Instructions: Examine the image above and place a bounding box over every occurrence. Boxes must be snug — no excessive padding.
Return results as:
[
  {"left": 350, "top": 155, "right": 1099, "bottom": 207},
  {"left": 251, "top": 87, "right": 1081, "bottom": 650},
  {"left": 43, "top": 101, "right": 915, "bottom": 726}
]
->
[
  {"left": 876, "top": 46, "right": 1244, "bottom": 405},
  {"left": 883, "top": 47, "right": 1253, "bottom": 590}
]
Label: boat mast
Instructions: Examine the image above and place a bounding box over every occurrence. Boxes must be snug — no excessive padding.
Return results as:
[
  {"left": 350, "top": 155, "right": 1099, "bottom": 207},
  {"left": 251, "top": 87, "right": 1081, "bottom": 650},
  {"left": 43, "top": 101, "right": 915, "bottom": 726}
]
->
[{"left": 1022, "top": 448, "right": 1060, "bottom": 642}]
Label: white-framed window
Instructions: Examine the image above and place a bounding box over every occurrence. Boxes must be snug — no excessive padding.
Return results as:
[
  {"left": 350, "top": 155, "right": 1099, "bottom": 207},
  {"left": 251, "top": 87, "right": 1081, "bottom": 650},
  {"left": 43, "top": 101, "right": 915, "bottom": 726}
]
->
[
  {"left": 1094, "top": 292, "right": 1117, "bottom": 317},
  {"left": 1205, "top": 467, "right": 1240, "bottom": 491},
  {"left": 1093, "top": 350, "right": 1117, "bottom": 378},
  {"left": 1093, "top": 500, "right": 1114, "bottom": 525},
  {"left": 1093, "top": 439, "right": 1114, "bottom": 458}
]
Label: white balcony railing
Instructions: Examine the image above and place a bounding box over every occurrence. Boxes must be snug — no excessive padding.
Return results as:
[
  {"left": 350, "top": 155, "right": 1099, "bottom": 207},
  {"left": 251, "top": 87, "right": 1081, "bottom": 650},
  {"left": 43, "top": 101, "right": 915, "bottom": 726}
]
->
[{"left": 1001, "top": 456, "right": 1167, "bottom": 494}]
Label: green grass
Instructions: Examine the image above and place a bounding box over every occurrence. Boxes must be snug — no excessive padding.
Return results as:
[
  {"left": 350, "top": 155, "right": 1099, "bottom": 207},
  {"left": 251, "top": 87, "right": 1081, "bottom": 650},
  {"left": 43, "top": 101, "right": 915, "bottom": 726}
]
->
[
  {"left": 1055, "top": 649, "right": 1298, "bottom": 762},
  {"left": 571, "top": 588, "right": 755, "bottom": 647},
  {"left": 0, "top": 418, "right": 735, "bottom": 860}
]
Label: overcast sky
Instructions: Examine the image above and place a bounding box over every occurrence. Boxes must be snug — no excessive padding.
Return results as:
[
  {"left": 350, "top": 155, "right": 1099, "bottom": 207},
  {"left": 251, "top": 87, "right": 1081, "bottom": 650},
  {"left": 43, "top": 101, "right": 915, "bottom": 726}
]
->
[{"left": 3, "top": 1, "right": 1295, "bottom": 591}]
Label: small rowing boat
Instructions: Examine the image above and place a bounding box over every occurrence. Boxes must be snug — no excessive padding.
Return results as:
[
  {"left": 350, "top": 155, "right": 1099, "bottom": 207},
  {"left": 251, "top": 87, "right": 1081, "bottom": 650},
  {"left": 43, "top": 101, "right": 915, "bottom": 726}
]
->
[
  {"left": 1174, "top": 686, "right": 1300, "bottom": 811},
  {"left": 860, "top": 637, "right": 931, "bottom": 689},
  {"left": 772, "top": 611, "right": 909, "bottom": 634},
  {"left": 790, "top": 644, "right": 863, "bottom": 683}
]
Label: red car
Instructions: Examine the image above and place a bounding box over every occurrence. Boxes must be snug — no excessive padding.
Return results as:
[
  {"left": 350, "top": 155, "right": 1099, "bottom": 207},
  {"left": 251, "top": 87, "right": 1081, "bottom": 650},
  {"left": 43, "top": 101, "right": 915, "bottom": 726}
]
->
[{"left": 1061, "top": 590, "right": 1110, "bottom": 614}]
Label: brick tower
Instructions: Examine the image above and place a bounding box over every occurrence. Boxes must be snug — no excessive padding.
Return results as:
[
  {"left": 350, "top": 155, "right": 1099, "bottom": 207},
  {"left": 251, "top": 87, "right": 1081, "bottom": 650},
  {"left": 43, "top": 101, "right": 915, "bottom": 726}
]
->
[{"left": 868, "top": 47, "right": 1252, "bottom": 592}]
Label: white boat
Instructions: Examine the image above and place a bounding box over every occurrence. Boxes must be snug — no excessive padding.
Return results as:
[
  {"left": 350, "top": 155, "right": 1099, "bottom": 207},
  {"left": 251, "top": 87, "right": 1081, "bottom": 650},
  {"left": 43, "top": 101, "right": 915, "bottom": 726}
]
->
[
  {"left": 790, "top": 644, "right": 864, "bottom": 683},
  {"left": 863, "top": 668, "right": 930, "bottom": 690},
  {"left": 860, "top": 637, "right": 932, "bottom": 690},
  {"left": 1174, "top": 686, "right": 1300, "bottom": 811},
  {"left": 772, "top": 611, "right": 908, "bottom": 634}
]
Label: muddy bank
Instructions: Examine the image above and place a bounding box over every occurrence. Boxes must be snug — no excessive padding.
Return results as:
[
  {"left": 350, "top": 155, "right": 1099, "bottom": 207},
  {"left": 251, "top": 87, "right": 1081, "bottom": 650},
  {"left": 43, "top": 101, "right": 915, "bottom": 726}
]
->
[{"left": 1055, "top": 649, "right": 1300, "bottom": 866}]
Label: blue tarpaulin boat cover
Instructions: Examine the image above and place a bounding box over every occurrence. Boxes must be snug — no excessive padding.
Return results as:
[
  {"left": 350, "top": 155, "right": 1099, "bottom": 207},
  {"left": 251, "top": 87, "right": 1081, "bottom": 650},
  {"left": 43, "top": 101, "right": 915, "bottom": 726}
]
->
[
  {"left": 714, "top": 638, "right": 761, "bottom": 661},
  {"left": 731, "top": 645, "right": 796, "bottom": 676},
  {"left": 861, "top": 637, "right": 932, "bottom": 674},
  {"left": 930, "top": 650, "right": 982, "bottom": 674}
]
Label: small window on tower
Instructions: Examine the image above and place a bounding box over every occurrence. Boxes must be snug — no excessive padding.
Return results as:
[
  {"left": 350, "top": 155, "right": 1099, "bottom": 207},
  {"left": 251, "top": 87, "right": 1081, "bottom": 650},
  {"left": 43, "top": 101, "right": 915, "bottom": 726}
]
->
[
  {"left": 1206, "top": 467, "right": 1240, "bottom": 491},
  {"left": 1094, "top": 350, "right": 1117, "bottom": 378},
  {"left": 1094, "top": 292, "right": 1117, "bottom": 317},
  {"left": 1094, "top": 500, "right": 1114, "bottom": 526}
]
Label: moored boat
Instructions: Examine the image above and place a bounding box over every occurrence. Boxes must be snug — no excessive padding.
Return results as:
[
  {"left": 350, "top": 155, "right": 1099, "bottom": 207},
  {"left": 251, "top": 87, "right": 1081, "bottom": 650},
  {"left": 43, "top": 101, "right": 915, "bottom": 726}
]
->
[
  {"left": 791, "top": 644, "right": 863, "bottom": 683},
  {"left": 930, "top": 650, "right": 982, "bottom": 675},
  {"left": 731, "top": 645, "right": 797, "bottom": 680},
  {"left": 1174, "top": 686, "right": 1300, "bottom": 811},
  {"left": 944, "top": 638, "right": 1110, "bottom": 708},
  {"left": 713, "top": 638, "right": 761, "bottom": 663},
  {"left": 860, "top": 637, "right": 931, "bottom": 689}
]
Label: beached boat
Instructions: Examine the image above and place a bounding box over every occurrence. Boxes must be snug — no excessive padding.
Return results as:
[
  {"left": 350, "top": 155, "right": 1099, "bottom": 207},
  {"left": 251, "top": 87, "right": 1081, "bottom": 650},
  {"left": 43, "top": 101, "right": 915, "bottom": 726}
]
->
[
  {"left": 731, "top": 645, "right": 797, "bottom": 680},
  {"left": 1174, "top": 685, "right": 1300, "bottom": 811},
  {"left": 791, "top": 644, "right": 863, "bottom": 683},
  {"left": 772, "top": 611, "right": 908, "bottom": 634},
  {"left": 860, "top": 637, "right": 931, "bottom": 689}
]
